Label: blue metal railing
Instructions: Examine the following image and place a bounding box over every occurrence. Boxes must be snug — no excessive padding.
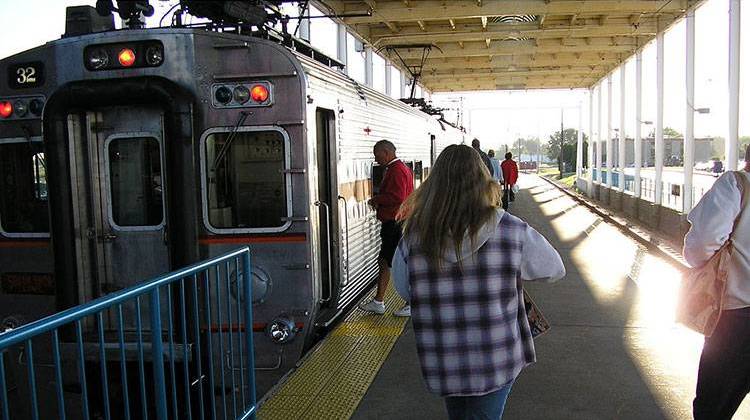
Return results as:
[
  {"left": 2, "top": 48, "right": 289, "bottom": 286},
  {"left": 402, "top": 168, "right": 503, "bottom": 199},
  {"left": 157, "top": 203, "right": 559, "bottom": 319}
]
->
[{"left": 0, "top": 247, "right": 256, "bottom": 420}]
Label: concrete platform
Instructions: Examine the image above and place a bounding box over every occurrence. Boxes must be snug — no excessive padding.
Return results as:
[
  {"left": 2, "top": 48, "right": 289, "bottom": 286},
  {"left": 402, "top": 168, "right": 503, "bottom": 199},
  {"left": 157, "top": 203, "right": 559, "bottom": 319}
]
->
[{"left": 351, "top": 173, "right": 750, "bottom": 420}]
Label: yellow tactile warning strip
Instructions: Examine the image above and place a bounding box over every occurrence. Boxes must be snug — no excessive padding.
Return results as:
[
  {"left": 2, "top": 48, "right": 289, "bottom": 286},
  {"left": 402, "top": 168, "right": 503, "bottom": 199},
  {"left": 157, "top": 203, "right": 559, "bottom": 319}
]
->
[{"left": 258, "top": 286, "right": 408, "bottom": 420}]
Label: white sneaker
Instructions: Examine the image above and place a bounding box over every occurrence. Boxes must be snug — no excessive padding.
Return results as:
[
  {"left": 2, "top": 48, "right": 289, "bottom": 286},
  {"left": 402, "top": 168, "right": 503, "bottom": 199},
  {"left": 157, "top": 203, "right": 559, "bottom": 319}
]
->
[
  {"left": 393, "top": 305, "right": 411, "bottom": 317},
  {"left": 359, "top": 299, "right": 385, "bottom": 314}
]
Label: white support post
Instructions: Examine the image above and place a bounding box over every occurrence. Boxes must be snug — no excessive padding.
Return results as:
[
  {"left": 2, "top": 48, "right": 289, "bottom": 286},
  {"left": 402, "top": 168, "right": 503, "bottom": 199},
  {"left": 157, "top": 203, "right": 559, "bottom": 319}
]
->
[
  {"left": 364, "top": 47, "right": 373, "bottom": 87},
  {"left": 728, "top": 0, "right": 741, "bottom": 170},
  {"left": 337, "top": 24, "right": 348, "bottom": 71},
  {"left": 635, "top": 51, "right": 643, "bottom": 198},
  {"left": 385, "top": 63, "right": 392, "bottom": 96},
  {"left": 399, "top": 71, "right": 406, "bottom": 98},
  {"left": 588, "top": 88, "right": 594, "bottom": 196},
  {"left": 685, "top": 9, "right": 696, "bottom": 212},
  {"left": 577, "top": 103, "right": 584, "bottom": 179},
  {"left": 607, "top": 74, "right": 613, "bottom": 187},
  {"left": 655, "top": 32, "right": 665, "bottom": 206},
  {"left": 597, "top": 84, "right": 603, "bottom": 183},
  {"left": 619, "top": 66, "right": 626, "bottom": 191},
  {"left": 299, "top": 9, "right": 310, "bottom": 41}
]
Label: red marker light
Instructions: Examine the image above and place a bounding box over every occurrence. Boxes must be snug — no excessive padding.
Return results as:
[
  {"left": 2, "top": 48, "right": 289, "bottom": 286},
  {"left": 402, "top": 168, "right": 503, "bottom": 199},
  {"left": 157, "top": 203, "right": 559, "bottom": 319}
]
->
[
  {"left": 118, "top": 48, "right": 136, "bottom": 67},
  {"left": 250, "top": 85, "right": 269, "bottom": 103},
  {"left": 0, "top": 102, "right": 12, "bottom": 118}
]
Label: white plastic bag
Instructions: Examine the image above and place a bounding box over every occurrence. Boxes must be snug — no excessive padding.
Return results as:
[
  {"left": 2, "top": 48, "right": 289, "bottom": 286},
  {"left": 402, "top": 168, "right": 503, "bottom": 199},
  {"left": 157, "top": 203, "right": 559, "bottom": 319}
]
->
[{"left": 512, "top": 184, "right": 520, "bottom": 194}]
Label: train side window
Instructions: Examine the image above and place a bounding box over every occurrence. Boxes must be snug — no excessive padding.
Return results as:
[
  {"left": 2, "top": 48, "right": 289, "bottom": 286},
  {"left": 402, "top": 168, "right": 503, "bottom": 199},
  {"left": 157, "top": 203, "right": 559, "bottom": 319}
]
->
[
  {"left": 107, "top": 137, "right": 164, "bottom": 227},
  {"left": 204, "top": 130, "right": 288, "bottom": 229},
  {"left": 0, "top": 142, "right": 49, "bottom": 234}
]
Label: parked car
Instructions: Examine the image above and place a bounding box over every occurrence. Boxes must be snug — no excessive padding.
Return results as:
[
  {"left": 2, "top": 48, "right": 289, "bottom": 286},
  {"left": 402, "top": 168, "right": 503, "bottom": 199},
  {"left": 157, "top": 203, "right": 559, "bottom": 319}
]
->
[{"left": 711, "top": 159, "right": 724, "bottom": 176}]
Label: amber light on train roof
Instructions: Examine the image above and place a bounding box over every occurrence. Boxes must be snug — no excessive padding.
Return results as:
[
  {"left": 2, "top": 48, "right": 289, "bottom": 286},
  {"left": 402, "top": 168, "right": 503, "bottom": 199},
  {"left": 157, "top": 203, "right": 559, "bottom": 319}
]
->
[
  {"left": 118, "top": 48, "right": 136, "bottom": 67},
  {"left": 84, "top": 41, "right": 164, "bottom": 71}
]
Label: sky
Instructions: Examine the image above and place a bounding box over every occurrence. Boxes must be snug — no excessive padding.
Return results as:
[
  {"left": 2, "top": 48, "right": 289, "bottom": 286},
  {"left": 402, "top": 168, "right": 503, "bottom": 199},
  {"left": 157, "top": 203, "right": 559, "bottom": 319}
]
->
[{"left": 1, "top": 0, "right": 747, "bottom": 151}]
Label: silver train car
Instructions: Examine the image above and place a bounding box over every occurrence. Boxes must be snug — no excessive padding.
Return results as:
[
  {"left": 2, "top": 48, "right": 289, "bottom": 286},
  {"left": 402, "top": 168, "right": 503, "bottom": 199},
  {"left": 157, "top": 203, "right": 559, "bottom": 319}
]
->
[{"left": 0, "top": 4, "right": 467, "bottom": 406}]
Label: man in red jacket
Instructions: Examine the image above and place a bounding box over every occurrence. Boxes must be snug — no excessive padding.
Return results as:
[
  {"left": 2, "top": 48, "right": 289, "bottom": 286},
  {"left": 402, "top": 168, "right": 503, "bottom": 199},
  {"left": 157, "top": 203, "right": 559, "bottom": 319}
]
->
[
  {"left": 359, "top": 140, "right": 414, "bottom": 317},
  {"left": 501, "top": 152, "right": 519, "bottom": 211}
]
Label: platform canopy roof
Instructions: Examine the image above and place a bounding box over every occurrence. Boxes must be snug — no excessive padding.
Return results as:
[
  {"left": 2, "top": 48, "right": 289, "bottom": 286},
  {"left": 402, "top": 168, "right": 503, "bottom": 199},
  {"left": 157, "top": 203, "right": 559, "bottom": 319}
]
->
[{"left": 312, "top": 0, "right": 699, "bottom": 92}]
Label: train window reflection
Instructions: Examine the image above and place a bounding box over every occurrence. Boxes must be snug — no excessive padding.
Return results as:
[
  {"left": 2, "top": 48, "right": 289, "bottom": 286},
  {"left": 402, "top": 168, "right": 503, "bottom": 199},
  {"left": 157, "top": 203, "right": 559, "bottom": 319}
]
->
[
  {"left": 205, "top": 130, "right": 287, "bottom": 229},
  {"left": 0, "top": 142, "right": 49, "bottom": 233},
  {"left": 108, "top": 137, "right": 164, "bottom": 227}
]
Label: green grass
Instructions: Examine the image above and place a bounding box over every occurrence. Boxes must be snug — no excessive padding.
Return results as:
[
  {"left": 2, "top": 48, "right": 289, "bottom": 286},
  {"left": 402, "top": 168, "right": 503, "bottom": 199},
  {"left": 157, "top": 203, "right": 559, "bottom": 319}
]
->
[
  {"left": 558, "top": 173, "right": 577, "bottom": 188},
  {"left": 536, "top": 166, "right": 577, "bottom": 189}
]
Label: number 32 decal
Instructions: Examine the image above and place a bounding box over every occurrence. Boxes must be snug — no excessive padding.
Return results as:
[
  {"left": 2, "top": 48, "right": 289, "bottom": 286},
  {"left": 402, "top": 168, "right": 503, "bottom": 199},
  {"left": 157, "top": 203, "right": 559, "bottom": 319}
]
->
[{"left": 16, "top": 67, "right": 37, "bottom": 84}]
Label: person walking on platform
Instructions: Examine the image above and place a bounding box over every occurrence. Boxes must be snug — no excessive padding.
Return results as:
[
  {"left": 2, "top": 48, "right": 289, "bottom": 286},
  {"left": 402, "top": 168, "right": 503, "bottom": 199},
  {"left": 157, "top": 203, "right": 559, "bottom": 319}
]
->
[
  {"left": 391, "top": 144, "right": 565, "bottom": 419},
  {"left": 501, "top": 152, "right": 519, "bottom": 211},
  {"left": 359, "top": 139, "right": 413, "bottom": 317},
  {"left": 488, "top": 149, "right": 504, "bottom": 184},
  {"left": 472, "top": 138, "right": 494, "bottom": 177},
  {"left": 684, "top": 146, "right": 750, "bottom": 420}
]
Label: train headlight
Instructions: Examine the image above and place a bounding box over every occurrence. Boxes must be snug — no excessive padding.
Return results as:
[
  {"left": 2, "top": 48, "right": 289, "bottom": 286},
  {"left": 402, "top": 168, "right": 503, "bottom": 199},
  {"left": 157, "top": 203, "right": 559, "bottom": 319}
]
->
[
  {"left": 87, "top": 48, "right": 110, "bottom": 70},
  {"left": 118, "top": 48, "right": 136, "bottom": 67},
  {"left": 214, "top": 86, "right": 232, "bottom": 105},
  {"left": 13, "top": 100, "right": 27, "bottom": 117},
  {"left": 266, "top": 317, "right": 296, "bottom": 344},
  {"left": 145, "top": 45, "right": 163, "bottom": 66},
  {"left": 0, "top": 102, "right": 12, "bottom": 119},
  {"left": 250, "top": 84, "right": 269, "bottom": 103},
  {"left": 29, "top": 99, "right": 43, "bottom": 116},
  {"left": 233, "top": 86, "right": 250, "bottom": 104}
]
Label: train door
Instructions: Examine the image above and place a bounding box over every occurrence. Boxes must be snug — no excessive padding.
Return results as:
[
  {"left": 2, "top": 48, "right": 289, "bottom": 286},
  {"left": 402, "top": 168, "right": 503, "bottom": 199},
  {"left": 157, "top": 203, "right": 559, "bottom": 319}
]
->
[
  {"left": 69, "top": 106, "right": 169, "bottom": 310},
  {"left": 314, "top": 108, "right": 342, "bottom": 318}
]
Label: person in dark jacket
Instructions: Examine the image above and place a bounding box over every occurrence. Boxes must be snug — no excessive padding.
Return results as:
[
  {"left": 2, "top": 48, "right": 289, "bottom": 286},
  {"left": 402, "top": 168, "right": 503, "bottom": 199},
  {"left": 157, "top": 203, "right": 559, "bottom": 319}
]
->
[
  {"left": 359, "top": 139, "right": 414, "bottom": 317},
  {"left": 472, "top": 138, "right": 494, "bottom": 177}
]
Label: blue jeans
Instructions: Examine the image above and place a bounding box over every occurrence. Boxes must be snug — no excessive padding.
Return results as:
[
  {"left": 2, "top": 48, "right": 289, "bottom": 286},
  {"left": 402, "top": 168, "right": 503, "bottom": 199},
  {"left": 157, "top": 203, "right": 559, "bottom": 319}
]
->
[{"left": 444, "top": 381, "right": 514, "bottom": 420}]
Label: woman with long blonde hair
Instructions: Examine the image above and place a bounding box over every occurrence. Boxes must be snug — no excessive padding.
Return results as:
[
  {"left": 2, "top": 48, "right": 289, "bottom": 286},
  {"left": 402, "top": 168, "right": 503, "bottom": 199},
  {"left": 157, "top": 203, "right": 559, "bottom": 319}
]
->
[{"left": 392, "top": 144, "right": 565, "bottom": 419}]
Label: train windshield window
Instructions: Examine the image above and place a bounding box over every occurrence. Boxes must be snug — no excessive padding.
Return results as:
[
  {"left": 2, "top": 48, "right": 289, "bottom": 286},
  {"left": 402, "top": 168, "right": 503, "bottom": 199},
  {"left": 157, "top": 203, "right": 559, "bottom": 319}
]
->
[
  {"left": 0, "top": 142, "right": 49, "bottom": 233},
  {"left": 205, "top": 130, "right": 287, "bottom": 229},
  {"left": 108, "top": 137, "right": 164, "bottom": 227}
]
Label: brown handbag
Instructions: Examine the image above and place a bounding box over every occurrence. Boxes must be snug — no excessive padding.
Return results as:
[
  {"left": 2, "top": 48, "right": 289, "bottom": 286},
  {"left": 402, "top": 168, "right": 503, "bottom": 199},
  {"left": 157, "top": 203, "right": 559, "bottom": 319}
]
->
[
  {"left": 675, "top": 242, "right": 732, "bottom": 336},
  {"left": 676, "top": 171, "right": 748, "bottom": 336}
]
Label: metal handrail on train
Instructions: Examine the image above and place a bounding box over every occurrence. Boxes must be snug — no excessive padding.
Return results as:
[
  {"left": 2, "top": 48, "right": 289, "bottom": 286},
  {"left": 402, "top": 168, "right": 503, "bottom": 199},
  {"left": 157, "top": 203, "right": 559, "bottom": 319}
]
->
[
  {"left": 0, "top": 248, "right": 257, "bottom": 420},
  {"left": 315, "top": 201, "right": 334, "bottom": 303},
  {"left": 337, "top": 195, "right": 351, "bottom": 286}
]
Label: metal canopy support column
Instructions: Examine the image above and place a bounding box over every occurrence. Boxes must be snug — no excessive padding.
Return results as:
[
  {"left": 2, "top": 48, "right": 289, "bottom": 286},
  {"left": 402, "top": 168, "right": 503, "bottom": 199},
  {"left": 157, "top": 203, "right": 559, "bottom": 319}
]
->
[
  {"left": 299, "top": 8, "right": 310, "bottom": 41},
  {"left": 597, "top": 84, "right": 603, "bottom": 185},
  {"left": 619, "top": 66, "right": 626, "bottom": 191},
  {"left": 577, "top": 103, "right": 584, "bottom": 180},
  {"left": 655, "top": 32, "right": 665, "bottom": 206},
  {"left": 728, "top": 0, "right": 741, "bottom": 170},
  {"left": 337, "top": 24, "right": 348, "bottom": 73},
  {"left": 587, "top": 88, "right": 594, "bottom": 196},
  {"left": 684, "top": 9, "right": 696, "bottom": 212},
  {"left": 635, "top": 51, "right": 643, "bottom": 198},
  {"left": 399, "top": 70, "right": 406, "bottom": 98},
  {"left": 385, "top": 63, "right": 392, "bottom": 96},
  {"left": 607, "top": 74, "right": 613, "bottom": 188},
  {"left": 364, "top": 47, "right": 374, "bottom": 87}
]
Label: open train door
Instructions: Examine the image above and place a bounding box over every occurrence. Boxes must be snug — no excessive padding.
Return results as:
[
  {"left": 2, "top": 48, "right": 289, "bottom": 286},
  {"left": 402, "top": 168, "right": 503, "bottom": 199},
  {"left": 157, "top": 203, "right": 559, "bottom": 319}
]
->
[
  {"left": 312, "top": 107, "right": 344, "bottom": 328},
  {"left": 68, "top": 106, "right": 170, "bottom": 310}
]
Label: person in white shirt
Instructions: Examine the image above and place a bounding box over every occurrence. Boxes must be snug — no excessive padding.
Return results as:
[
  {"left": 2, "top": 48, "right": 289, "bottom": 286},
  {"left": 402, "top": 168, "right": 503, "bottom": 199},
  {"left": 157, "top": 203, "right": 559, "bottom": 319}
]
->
[
  {"left": 488, "top": 149, "right": 504, "bottom": 184},
  {"left": 683, "top": 146, "right": 750, "bottom": 419},
  {"left": 391, "top": 144, "right": 564, "bottom": 419}
]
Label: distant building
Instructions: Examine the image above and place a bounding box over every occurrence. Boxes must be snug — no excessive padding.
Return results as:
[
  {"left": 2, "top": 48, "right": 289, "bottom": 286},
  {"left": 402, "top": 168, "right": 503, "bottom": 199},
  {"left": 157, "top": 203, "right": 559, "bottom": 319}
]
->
[{"left": 596, "top": 137, "right": 714, "bottom": 167}]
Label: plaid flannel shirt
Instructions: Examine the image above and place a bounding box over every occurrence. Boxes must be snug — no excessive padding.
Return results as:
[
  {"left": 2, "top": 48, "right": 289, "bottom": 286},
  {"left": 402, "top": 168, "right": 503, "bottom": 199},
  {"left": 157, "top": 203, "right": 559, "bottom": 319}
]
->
[{"left": 408, "top": 213, "right": 535, "bottom": 397}]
